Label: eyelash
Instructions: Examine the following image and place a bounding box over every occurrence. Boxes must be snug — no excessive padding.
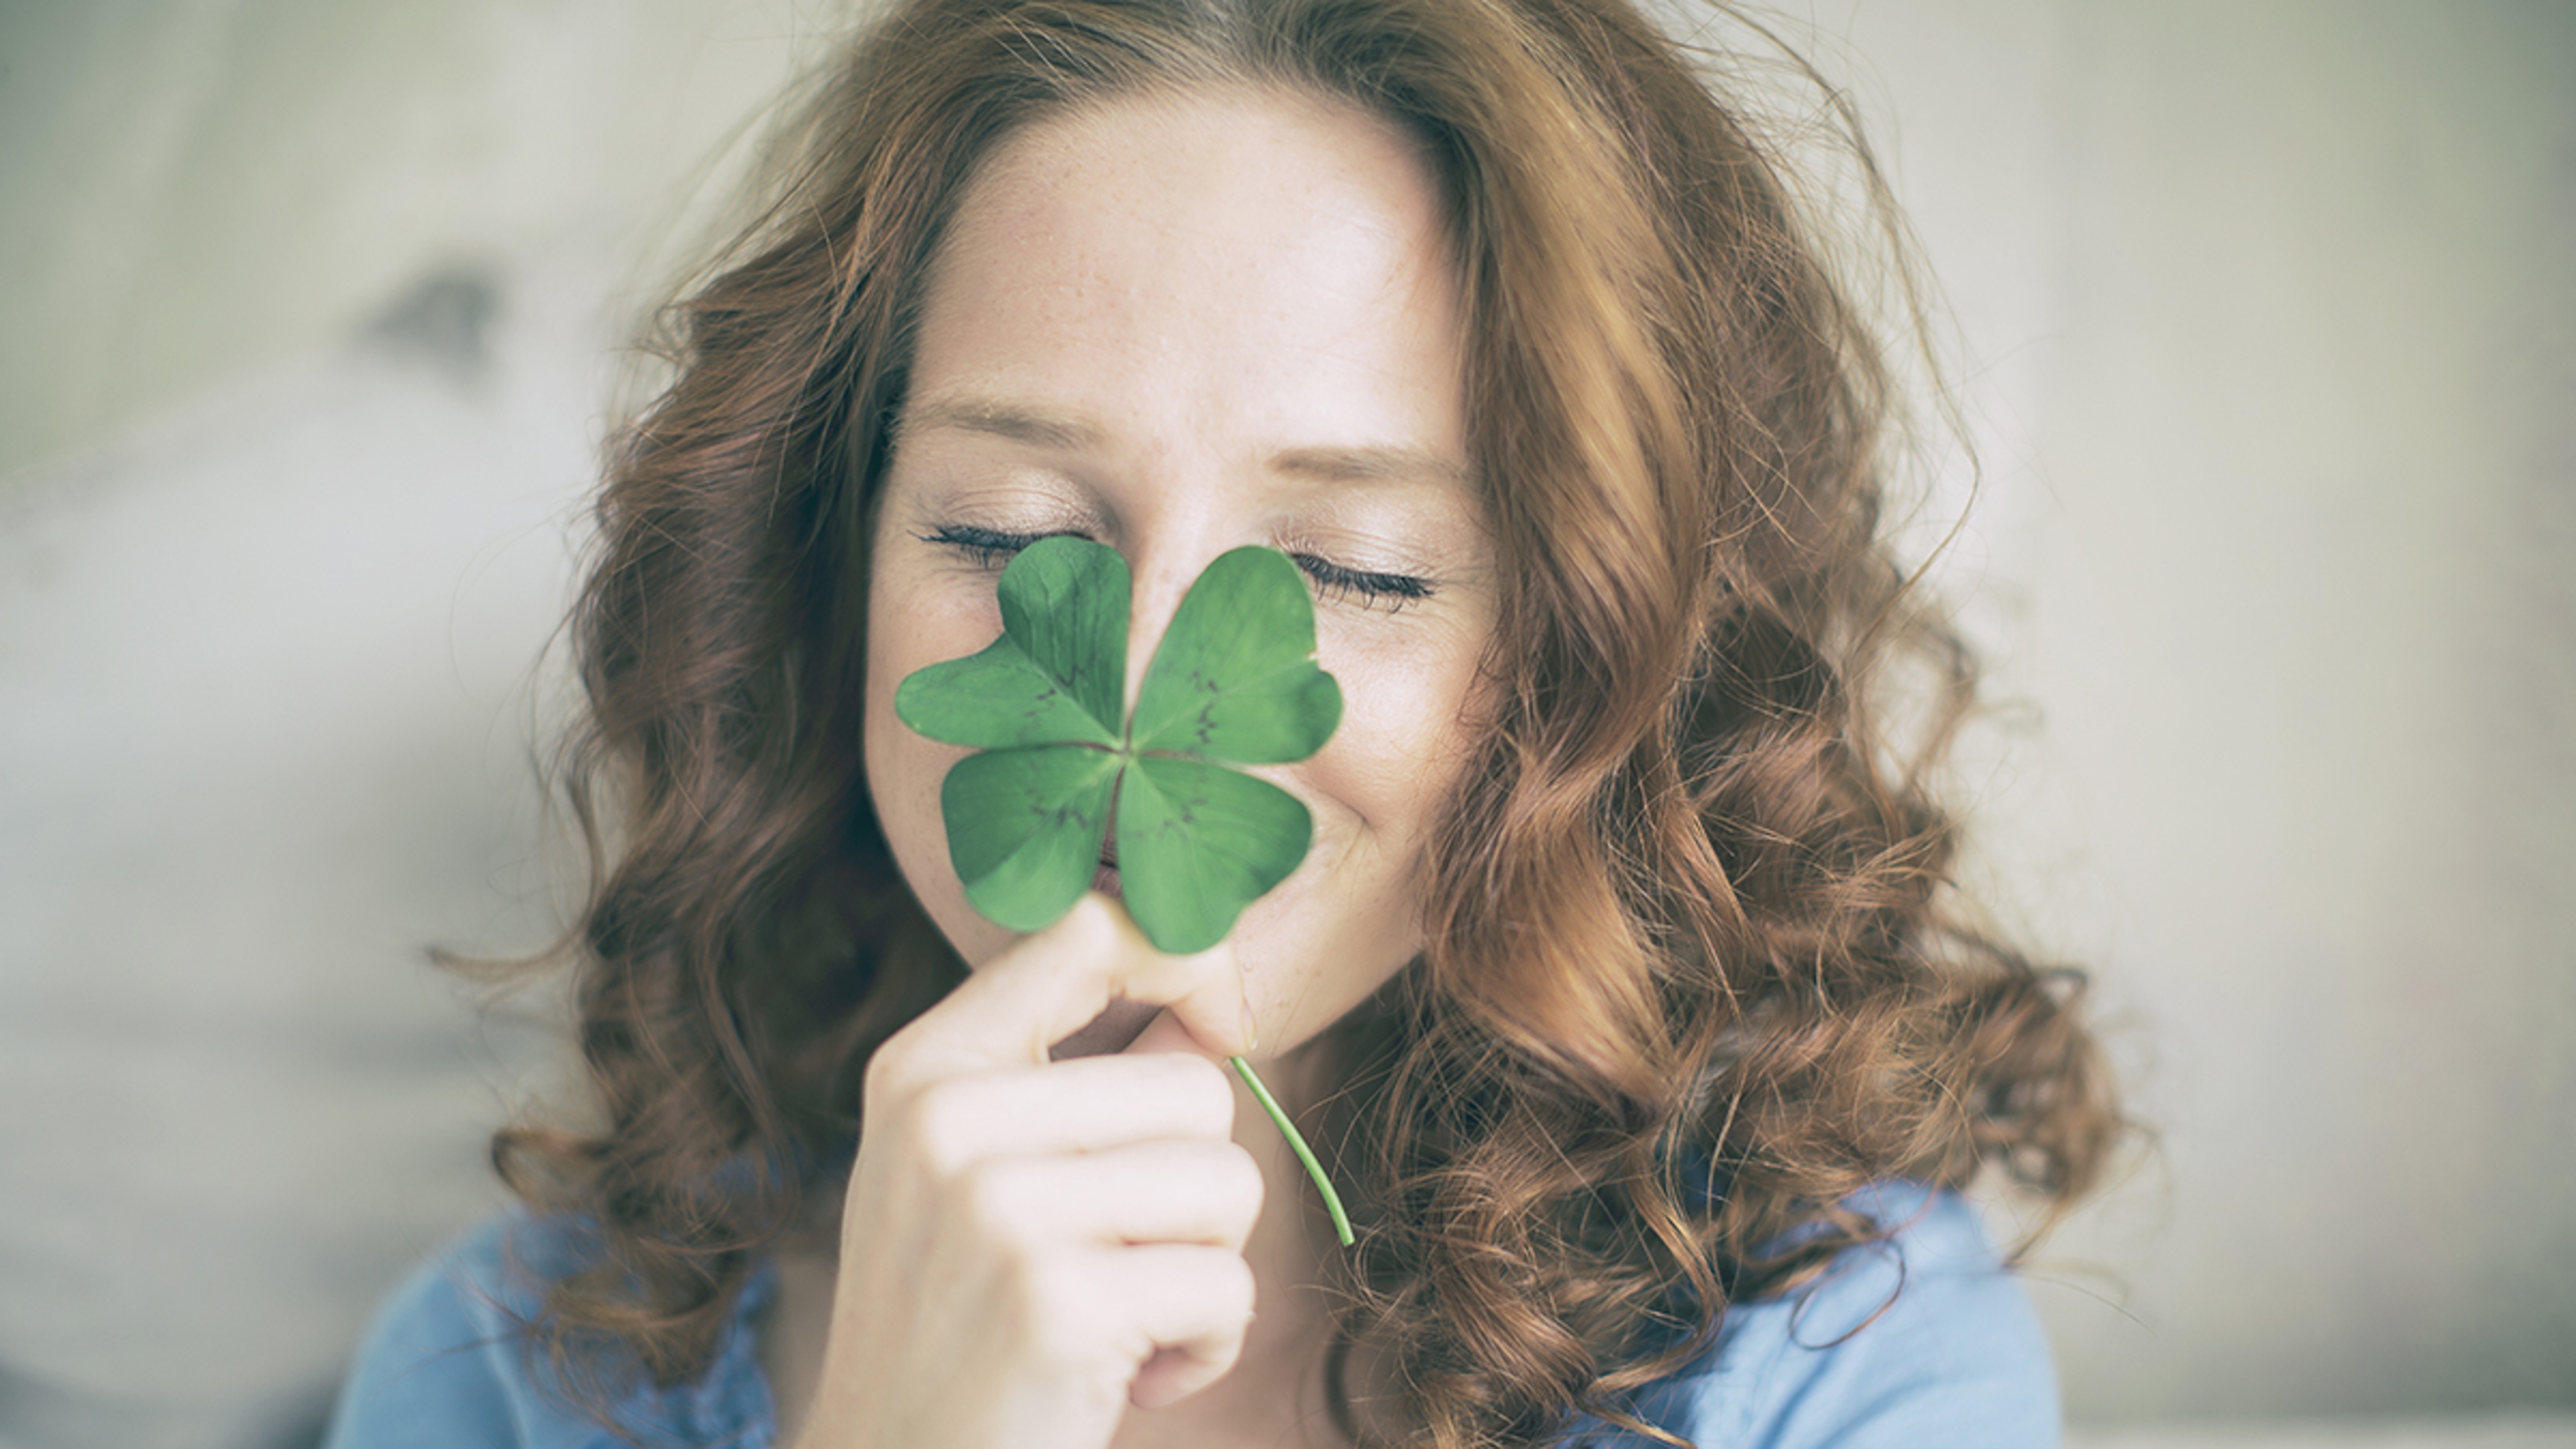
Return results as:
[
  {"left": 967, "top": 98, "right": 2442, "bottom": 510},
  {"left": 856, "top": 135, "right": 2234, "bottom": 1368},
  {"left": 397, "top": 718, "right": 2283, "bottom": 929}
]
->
[
  {"left": 1294, "top": 553, "right": 1432, "bottom": 609},
  {"left": 921, "top": 523, "right": 1049, "bottom": 570},
  {"left": 919, "top": 525, "right": 1434, "bottom": 608}
]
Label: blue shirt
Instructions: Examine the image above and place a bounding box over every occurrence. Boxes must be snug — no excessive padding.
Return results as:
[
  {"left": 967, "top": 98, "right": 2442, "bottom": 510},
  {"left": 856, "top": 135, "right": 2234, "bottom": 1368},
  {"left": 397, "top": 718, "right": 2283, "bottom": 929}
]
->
[{"left": 323, "top": 1183, "right": 2056, "bottom": 1448}]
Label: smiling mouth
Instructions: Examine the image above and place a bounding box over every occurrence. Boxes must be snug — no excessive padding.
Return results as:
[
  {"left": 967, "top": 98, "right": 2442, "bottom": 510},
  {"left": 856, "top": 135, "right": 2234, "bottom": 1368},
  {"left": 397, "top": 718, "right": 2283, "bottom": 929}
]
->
[{"left": 1093, "top": 800, "right": 1121, "bottom": 898}]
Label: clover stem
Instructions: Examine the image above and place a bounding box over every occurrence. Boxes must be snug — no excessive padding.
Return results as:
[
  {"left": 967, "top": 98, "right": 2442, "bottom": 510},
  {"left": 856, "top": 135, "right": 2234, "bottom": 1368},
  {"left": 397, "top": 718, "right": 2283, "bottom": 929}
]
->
[{"left": 1227, "top": 1055, "right": 1355, "bottom": 1248}]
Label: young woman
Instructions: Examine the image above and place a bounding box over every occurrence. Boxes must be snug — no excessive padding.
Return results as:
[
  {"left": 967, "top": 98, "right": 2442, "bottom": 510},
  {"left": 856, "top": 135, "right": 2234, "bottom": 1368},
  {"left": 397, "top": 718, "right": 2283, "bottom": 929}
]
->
[{"left": 327, "top": 0, "right": 2121, "bottom": 1444}]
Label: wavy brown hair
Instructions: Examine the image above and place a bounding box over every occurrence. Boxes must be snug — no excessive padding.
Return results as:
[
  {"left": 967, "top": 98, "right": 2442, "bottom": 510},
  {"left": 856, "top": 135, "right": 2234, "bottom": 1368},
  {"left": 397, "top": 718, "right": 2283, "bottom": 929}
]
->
[{"left": 494, "top": 0, "right": 2124, "bottom": 1442}]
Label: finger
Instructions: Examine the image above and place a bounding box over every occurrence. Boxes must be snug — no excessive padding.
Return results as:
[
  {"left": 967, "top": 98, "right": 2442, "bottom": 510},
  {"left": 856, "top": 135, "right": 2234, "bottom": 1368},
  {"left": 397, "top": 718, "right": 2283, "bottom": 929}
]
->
[
  {"left": 904, "top": 894, "right": 1254, "bottom": 1073},
  {"left": 1128, "top": 1348, "right": 1205, "bottom": 1412},
  {"left": 1120, "top": 1006, "right": 1211, "bottom": 1059},
  {"left": 1079, "top": 1244, "right": 1256, "bottom": 1407},
  {"left": 904, "top": 1054, "right": 1235, "bottom": 1167},
  {"left": 967, "top": 1140, "right": 1263, "bottom": 1250}
]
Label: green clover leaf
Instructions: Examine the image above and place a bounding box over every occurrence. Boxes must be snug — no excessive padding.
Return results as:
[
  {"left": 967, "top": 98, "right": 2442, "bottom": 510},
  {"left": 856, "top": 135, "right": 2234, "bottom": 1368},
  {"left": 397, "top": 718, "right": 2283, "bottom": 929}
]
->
[
  {"left": 894, "top": 537, "right": 1342, "bottom": 953},
  {"left": 894, "top": 535, "right": 1355, "bottom": 1245}
]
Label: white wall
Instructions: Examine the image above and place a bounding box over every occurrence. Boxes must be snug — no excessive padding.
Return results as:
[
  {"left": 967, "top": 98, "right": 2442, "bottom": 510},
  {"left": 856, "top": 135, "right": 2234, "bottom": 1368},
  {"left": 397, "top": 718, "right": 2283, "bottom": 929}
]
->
[
  {"left": 1833, "top": 1, "right": 2576, "bottom": 1418},
  {"left": 0, "top": 0, "right": 829, "bottom": 482},
  {"left": 1, "top": 0, "right": 2569, "bottom": 1439}
]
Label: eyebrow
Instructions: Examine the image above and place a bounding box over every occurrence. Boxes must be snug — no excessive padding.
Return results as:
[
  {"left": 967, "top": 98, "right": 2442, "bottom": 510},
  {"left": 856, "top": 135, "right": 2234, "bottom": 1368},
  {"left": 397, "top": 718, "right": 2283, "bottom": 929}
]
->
[
  {"left": 1271, "top": 443, "right": 1472, "bottom": 488},
  {"left": 898, "top": 395, "right": 1472, "bottom": 489},
  {"left": 897, "top": 397, "right": 1102, "bottom": 452}
]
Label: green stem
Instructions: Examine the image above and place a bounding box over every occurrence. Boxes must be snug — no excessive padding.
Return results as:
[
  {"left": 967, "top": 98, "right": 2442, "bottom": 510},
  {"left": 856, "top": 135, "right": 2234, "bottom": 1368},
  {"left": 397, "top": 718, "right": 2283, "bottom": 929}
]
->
[{"left": 1227, "top": 1055, "right": 1354, "bottom": 1247}]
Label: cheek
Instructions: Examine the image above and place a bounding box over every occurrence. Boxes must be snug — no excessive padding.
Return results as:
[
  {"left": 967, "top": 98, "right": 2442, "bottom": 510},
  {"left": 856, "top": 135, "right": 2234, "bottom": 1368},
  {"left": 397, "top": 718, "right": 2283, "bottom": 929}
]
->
[
  {"left": 861, "top": 564, "right": 988, "bottom": 954},
  {"left": 1309, "top": 616, "right": 1490, "bottom": 839},
  {"left": 862, "top": 594, "right": 926, "bottom": 855},
  {"left": 1240, "top": 639, "right": 1483, "bottom": 1049},
  {"left": 861, "top": 529, "right": 1005, "bottom": 824},
  {"left": 861, "top": 563, "right": 918, "bottom": 807},
  {"left": 863, "top": 655, "right": 934, "bottom": 843}
]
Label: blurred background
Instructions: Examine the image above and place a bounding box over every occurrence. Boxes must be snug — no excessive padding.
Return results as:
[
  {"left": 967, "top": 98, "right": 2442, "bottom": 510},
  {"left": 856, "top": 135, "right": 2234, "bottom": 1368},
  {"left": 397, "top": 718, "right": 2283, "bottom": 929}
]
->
[{"left": 1, "top": 2, "right": 2569, "bottom": 1446}]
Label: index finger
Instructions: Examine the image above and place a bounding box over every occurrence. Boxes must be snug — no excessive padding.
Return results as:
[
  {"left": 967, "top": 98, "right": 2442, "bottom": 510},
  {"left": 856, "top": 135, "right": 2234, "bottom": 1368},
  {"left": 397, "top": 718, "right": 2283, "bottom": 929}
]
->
[{"left": 896, "top": 894, "right": 1255, "bottom": 1075}]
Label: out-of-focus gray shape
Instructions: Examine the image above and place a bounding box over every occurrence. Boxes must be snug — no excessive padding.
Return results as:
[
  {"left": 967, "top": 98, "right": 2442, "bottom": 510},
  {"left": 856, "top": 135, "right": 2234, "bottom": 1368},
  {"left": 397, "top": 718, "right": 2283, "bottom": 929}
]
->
[
  {"left": 0, "top": 257, "right": 616, "bottom": 1449},
  {"left": 358, "top": 265, "right": 504, "bottom": 383}
]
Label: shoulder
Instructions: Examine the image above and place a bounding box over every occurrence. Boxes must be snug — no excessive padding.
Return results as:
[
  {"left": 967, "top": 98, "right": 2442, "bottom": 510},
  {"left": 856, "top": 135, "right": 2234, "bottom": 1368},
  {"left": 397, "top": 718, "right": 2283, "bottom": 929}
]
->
[
  {"left": 1621, "top": 1184, "right": 2059, "bottom": 1449},
  {"left": 321, "top": 1210, "right": 779, "bottom": 1449},
  {"left": 320, "top": 1212, "right": 590, "bottom": 1449}
]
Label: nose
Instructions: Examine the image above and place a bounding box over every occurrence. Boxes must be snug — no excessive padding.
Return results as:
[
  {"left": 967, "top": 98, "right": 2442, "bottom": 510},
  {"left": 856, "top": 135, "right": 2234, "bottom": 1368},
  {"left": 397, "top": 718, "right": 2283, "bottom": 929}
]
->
[{"left": 1118, "top": 540, "right": 1201, "bottom": 730}]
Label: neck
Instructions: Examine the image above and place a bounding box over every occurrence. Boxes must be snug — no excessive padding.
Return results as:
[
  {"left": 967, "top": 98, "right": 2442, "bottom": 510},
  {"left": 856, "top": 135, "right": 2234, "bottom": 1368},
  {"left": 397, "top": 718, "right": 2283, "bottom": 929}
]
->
[
  {"left": 1242, "top": 1130, "right": 1343, "bottom": 1380},
  {"left": 1237, "top": 1039, "right": 1346, "bottom": 1325}
]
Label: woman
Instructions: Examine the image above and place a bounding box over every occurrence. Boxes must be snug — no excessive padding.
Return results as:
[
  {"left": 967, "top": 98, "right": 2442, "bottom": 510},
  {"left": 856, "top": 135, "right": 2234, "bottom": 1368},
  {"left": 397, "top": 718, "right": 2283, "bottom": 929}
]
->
[{"left": 328, "top": 0, "right": 2120, "bottom": 1443}]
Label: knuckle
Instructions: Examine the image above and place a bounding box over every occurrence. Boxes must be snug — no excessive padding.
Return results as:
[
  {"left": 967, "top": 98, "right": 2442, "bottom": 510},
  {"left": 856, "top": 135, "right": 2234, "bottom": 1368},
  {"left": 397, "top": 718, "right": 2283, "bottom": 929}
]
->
[
  {"left": 860, "top": 1035, "right": 919, "bottom": 1108},
  {"left": 959, "top": 1158, "right": 1038, "bottom": 1239},
  {"left": 1163, "top": 1056, "right": 1234, "bottom": 1131},
  {"left": 1212, "top": 1145, "right": 1266, "bottom": 1222},
  {"left": 905, "top": 1079, "right": 982, "bottom": 1176},
  {"left": 1020, "top": 1257, "right": 1103, "bottom": 1363},
  {"left": 1212, "top": 1250, "right": 1257, "bottom": 1320}
]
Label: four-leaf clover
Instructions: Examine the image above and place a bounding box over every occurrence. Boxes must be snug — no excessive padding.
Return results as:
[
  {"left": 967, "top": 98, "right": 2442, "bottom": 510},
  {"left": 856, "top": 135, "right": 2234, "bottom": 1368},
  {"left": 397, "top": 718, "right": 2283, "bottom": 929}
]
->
[{"left": 894, "top": 536, "right": 1343, "bottom": 955}]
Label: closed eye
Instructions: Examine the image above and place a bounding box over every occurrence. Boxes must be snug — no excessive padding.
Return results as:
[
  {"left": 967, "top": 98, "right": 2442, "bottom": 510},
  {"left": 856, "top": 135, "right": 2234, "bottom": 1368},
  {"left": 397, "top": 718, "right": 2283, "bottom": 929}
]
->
[
  {"left": 924, "top": 527, "right": 1432, "bottom": 608},
  {"left": 918, "top": 524, "right": 1069, "bottom": 569},
  {"left": 1293, "top": 553, "right": 1433, "bottom": 610}
]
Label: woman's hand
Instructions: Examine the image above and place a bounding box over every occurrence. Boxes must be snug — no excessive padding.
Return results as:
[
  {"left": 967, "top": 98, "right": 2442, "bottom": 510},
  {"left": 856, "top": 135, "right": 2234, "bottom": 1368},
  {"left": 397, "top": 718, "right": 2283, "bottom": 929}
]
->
[{"left": 789, "top": 894, "right": 1264, "bottom": 1449}]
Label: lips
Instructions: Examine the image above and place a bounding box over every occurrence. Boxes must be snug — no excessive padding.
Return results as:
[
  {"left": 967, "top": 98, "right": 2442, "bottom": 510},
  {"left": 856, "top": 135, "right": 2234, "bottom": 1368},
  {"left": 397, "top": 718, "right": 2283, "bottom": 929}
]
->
[
  {"left": 1093, "top": 799, "right": 1122, "bottom": 898},
  {"left": 1092, "top": 835, "right": 1121, "bottom": 898}
]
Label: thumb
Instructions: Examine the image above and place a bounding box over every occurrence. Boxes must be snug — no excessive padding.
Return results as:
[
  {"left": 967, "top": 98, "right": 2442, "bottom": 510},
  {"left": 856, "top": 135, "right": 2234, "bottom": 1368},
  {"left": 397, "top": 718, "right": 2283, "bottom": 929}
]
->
[
  {"left": 905, "top": 894, "right": 1254, "bottom": 1073},
  {"left": 1120, "top": 1001, "right": 1249, "bottom": 1061}
]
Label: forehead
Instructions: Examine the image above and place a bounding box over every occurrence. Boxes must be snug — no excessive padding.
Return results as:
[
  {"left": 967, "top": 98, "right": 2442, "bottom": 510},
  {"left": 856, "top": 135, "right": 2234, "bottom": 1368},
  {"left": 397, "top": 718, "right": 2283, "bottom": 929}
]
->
[{"left": 904, "top": 87, "right": 1466, "bottom": 464}]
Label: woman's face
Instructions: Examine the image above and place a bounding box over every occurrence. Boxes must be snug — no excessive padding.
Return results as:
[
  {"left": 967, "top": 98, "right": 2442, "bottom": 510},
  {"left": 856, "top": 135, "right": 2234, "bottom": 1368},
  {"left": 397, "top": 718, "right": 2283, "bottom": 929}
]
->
[{"left": 863, "top": 88, "right": 1495, "bottom": 1062}]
